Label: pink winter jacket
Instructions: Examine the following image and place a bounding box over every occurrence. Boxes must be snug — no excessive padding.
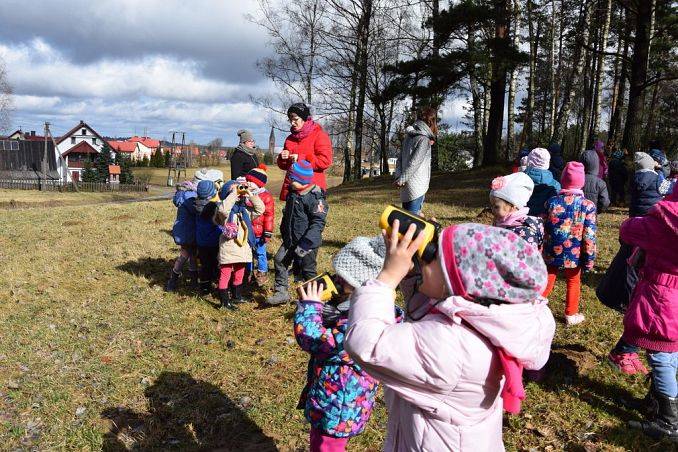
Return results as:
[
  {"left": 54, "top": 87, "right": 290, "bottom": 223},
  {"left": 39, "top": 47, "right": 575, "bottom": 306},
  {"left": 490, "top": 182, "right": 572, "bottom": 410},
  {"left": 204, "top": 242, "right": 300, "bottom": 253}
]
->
[
  {"left": 622, "top": 192, "right": 678, "bottom": 352},
  {"left": 345, "top": 280, "right": 555, "bottom": 451}
]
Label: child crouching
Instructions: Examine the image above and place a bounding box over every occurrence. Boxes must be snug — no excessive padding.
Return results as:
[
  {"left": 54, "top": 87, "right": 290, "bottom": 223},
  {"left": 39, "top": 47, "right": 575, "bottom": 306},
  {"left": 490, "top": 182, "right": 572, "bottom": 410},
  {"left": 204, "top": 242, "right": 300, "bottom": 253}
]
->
[
  {"left": 166, "top": 181, "right": 198, "bottom": 292},
  {"left": 214, "top": 181, "right": 264, "bottom": 310},
  {"left": 295, "top": 236, "right": 400, "bottom": 451}
]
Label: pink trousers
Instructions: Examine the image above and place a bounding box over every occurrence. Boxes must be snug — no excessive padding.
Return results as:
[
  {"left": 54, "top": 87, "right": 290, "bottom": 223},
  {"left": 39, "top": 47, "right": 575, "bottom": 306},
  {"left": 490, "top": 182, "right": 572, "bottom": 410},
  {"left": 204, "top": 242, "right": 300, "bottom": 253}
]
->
[
  {"left": 218, "top": 263, "right": 246, "bottom": 290},
  {"left": 309, "top": 428, "right": 349, "bottom": 452}
]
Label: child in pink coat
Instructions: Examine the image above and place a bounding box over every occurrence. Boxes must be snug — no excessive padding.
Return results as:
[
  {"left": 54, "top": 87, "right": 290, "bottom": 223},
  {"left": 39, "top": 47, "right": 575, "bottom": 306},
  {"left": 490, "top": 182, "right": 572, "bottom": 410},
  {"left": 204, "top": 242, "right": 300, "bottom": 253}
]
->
[
  {"left": 345, "top": 222, "right": 556, "bottom": 451},
  {"left": 621, "top": 191, "right": 678, "bottom": 441}
]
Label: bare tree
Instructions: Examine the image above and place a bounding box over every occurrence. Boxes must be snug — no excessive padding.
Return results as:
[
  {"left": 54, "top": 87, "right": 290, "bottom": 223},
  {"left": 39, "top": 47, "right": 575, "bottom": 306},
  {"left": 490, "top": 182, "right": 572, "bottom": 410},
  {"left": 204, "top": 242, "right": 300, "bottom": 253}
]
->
[{"left": 0, "top": 57, "right": 12, "bottom": 133}]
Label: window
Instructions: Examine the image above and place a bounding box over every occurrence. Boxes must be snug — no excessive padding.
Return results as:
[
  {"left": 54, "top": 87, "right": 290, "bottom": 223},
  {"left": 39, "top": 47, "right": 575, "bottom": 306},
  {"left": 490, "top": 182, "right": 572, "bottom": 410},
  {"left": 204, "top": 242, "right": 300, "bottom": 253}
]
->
[
  {"left": 82, "top": 128, "right": 87, "bottom": 135},
  {"left": 92, "top": 138, "right": 97, "bottom": 145},
  {"left": 71, "top": 137, "right": 76, "bottom": 144}
]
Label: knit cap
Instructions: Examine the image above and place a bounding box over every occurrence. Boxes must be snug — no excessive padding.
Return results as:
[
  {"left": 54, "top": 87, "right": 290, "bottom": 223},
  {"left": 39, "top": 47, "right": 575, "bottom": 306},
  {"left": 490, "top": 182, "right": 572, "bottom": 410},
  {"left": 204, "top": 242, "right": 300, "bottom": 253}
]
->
[
  {"left": 219, "top": 180, "right": 236, "bottom": 200},
  {"left": 438, "top": 224, "right": 547, "bottom": 303},
  {"left": 527, "top": 148, "right": 550, "bottom": 170},
  {"left": 332, "top": 236, "right": 387, "bottom": 289},
  {"left": 196, "top": 180, "right": 217, "bottom": 200},
  {"left": 238, "top": 129, "right": 254, "bottom": 144},
  {"left": 287, "top": 103, "right": 311, "bottom": 121},
  {"left": 490, "top": 172, "right": 534, "bottom": 208},
  {"left": 246, "top": 164, "right": 268, "bottom": 188},
  {"left": 289, "top": 160, "right": 314, "bottom": 185},
  {"left": 635, "top": 152, "right": 656, "bottom": 171},
  {"left": 194, "top": 168, "right": 224, "bottom": 185},
  {"left": 560, "top": 161, "right": 586, "bottom": 190}
]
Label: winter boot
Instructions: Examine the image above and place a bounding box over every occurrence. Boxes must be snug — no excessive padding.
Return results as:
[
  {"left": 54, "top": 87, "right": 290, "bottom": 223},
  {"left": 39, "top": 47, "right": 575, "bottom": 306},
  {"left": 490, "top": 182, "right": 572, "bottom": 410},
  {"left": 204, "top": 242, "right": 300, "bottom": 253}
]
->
[
  {"left": 218, "top": 289, "right": 238, "bottom": 311},
  {"left": 629, "top": 390, "right": 678, "bottom": 442},
  {"left": 164, "top": 270, "right": 181, "bottom": 292},
  {"left": 265, "top": 290, "right": 289, "bottom": 306},
  {"left": 186, "top": 270, "right": 199, "bottom": 290},
  {"left": 231, "top": 284, "right": 245, "bottom": 304},
  {"left": 198, "top": 280, "right": 212, "bottom": 296}
]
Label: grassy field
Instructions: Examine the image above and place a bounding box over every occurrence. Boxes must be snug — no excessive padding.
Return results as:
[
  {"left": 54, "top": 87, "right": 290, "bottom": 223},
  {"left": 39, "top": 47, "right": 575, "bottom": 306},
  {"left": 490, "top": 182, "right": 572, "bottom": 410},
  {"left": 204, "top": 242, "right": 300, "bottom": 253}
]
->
[{"left": 0, "top": 167, "right": 666, "bottom": 450}]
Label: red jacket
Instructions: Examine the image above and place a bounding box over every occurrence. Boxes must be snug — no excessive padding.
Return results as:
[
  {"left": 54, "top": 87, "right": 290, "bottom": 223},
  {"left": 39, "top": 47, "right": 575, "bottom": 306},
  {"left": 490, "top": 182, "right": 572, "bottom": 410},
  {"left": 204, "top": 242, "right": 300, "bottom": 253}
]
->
[
  {"left": 249, "top": 189, "right": 275, "bottom": 238},
  {"left": 277, "top": 123, "right": 333, "bottom": 201}
]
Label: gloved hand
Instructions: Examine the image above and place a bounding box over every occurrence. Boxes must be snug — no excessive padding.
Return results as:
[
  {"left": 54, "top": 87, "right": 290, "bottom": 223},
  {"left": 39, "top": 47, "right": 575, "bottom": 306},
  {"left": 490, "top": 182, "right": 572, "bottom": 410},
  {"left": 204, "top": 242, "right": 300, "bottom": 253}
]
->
[{"left": 294, "top": 237, "right": 314, "bottom": 258}]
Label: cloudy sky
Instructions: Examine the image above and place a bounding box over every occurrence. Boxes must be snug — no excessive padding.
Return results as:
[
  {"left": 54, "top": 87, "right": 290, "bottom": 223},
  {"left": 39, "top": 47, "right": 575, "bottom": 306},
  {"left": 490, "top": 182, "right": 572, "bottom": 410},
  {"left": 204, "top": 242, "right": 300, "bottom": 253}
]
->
[{"left": 0, "top": 0, "right": 468, "bottom": 146}]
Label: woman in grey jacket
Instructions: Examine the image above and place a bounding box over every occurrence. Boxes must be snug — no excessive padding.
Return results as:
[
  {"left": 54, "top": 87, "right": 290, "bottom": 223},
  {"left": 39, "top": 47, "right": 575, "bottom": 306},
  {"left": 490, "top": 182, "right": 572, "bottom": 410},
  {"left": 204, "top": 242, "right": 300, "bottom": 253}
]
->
[{"left": 394, "top": 107, "right": 437, "bottom": 215}]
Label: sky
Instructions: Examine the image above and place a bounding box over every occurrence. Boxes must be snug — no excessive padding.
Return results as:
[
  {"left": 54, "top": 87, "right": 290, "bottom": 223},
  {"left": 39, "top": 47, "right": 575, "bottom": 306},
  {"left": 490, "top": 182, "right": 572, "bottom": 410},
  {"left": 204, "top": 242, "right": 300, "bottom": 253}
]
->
[{"left": 0, "top": 0, "right": 469, "bottom": 146}]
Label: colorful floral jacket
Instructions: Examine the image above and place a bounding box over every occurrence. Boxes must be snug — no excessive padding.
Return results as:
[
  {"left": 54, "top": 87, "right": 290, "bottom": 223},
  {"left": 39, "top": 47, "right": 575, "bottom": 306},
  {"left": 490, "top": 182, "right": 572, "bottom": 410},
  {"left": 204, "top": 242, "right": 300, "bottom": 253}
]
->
[
  {"left": 294, "top": 301, "right": 401, "bottom": 438},
  {"left": 503, "top": 216, "right": 544, "bottom": 250},
  {"left": 543, "top": 194, "right": 597, "bottom": 270}
]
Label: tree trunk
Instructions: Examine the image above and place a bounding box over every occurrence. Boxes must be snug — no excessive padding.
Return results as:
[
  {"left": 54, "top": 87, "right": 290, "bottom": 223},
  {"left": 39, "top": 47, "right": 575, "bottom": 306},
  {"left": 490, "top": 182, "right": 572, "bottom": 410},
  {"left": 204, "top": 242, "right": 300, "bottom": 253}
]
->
[
  {"left": 643, "top": 81, "right": 660, "bottom": 146},
  {"left": 524, "top": 0, "right": 536, "bottom": 147},
  {"left": 548, "top": 0, "right": 558, "bottom": 137},
  {"left": 621, "top": 0, "right": 654, "bottom": 154},
  {"left": 482, "top": 68, "right": 491, "bottom": 141},
  {"left": 551, "top": 1, "right": 593, "bottom": 144},
  {"left": 430, "top": 0, "right": 441, "bottom": 171},
  {"left": 589, "top": 0, "right": 612, "bottom": 143},
  {"left": 483, "top": 0, "right": 510, "bottom": 166},
  {"left": 578, "top": 21, "right": 596, "bottom": 153},
  {"left": 609, "top": 11, "right": 631, "bottom": 144},
  {"left": 608, "top": 7, "right": 623, "bottom": 137},
  {"left": 506, "top": 0, "right": 521, "bottom": 161},
  {"left": 468, "top": 28, "right": 484, "bottom": 166},
  {"left": 352, "top": 0, "right": 373, "bottom": 180},
  {"left": 344, "top": 50, "right": 360, "bottom": 182}
]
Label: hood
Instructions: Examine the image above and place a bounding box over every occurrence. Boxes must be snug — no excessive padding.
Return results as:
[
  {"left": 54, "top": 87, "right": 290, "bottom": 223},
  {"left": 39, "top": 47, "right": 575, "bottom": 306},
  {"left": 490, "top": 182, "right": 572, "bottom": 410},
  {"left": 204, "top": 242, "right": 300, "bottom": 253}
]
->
[
  {"left": 406, "top": 120, "right": 435, "bottom": 139},
  {"left": 635, "top": 152, "right": 656, "bottom": 171},
  {"left": 547, "top": 143, "right": 562, "bottom": 156},
  {"left": 172, "top": 189, "right": 196, "bottom": 207},
  {"left": 580, "top": 149, "right": 600, "bottom": 176},
  {"left": 523, "top": 166, "right": 556, "bottom": 185},
  {"left": 649, "top": 191, "right": 678, "bottom": 236},
  {"left": 435, "top": 223, "right": 555, "bottom": 368}
]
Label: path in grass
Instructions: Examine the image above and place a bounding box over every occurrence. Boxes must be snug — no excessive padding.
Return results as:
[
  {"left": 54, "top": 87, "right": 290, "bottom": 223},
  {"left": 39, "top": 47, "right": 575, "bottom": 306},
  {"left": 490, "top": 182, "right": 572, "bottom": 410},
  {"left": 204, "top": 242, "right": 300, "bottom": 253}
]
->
[{"left": 0, "top": 167, "right": 662, "bottom": 450}]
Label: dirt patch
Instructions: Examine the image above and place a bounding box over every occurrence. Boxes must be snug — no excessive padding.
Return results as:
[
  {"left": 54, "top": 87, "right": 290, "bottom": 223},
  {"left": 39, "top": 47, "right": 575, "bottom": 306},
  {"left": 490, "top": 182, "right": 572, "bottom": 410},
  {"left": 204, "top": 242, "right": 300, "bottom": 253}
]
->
[
  {"left": 62, "top": 220, "right": 83, "bottom": 227},
  {"left": 0, "top": 199, "right": 66, "bottom": 209}
]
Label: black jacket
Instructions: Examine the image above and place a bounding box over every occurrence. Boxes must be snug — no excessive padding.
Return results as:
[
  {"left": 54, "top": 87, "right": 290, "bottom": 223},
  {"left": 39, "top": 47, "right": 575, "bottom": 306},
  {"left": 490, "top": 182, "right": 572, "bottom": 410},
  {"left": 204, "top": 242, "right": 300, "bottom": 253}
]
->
[
  {"left": 230, "top": 145, "right": 259, "bottom": 179},
  {"left": 608, "top": 157, "right": 629, "bottom": 188},
  {"left": 280, "top": 185, "right": 328, "bottom": 250},
  {"left": 580, "top": 150, "right": 610, "bottom": 213}
]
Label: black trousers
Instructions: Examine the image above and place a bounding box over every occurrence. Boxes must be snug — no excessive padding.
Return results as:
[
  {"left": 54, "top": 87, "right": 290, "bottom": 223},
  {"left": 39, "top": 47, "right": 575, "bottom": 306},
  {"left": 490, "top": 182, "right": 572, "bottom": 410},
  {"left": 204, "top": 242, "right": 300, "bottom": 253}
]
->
[
  {"left": 197, "top": 246, "right": 219, "bottom": 283},
  {"left": 273, "top": 244, "right": 318, "bottom": 293}
]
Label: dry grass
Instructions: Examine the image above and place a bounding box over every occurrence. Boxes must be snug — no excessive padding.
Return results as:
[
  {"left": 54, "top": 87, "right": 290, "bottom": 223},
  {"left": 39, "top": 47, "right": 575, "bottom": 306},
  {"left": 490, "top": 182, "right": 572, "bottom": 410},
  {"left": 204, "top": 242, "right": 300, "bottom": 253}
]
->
[{"left": 0, "top": 166, "right": 665, "bottom": 450}]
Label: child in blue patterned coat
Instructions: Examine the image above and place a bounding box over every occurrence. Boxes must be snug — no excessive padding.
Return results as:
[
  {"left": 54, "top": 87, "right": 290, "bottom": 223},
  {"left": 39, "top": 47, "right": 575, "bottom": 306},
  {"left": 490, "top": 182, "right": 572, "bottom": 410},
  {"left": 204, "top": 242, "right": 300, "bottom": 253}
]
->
[{"left": 294, "top": 236, "right": 400, "bottom": 452}]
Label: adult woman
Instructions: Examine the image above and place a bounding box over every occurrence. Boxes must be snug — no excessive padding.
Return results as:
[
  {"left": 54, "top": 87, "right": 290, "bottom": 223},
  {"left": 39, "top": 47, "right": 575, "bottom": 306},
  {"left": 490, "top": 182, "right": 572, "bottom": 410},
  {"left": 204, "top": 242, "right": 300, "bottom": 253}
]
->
[
  {"left": 394, "top": 107, "right": 437, "bottom": 215},
  {"left": 277, "top": 103, "right": 333, "bottom": 201},
  {"left": 230, "top": 129, "right": 259, "bottom": 180}
]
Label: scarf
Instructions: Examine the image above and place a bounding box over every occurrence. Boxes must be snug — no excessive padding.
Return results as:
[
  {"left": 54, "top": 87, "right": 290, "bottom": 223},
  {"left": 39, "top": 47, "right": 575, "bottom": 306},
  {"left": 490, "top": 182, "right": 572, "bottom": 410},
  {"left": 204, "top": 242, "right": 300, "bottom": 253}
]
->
[
  {"left": 235, "top": 143, "right": 256, "bottom": 156},
  {"left": 493, "top": 207, "right": 530, "bottom": 228},
  {"left": 227, "top": 199, "right": 257, "bottom": 249},
  {"left": 290, "top": 118, "right": 316, "bottom": 141},
  {"left": 559, "top": 188, "right": 585, "bottom": 196}
]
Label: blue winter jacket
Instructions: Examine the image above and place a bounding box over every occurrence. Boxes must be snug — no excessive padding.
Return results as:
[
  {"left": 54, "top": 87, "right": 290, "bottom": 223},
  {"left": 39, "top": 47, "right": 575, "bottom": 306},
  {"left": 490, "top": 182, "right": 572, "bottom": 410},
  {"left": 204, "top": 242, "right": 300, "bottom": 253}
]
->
[
  {"left": 171, "top": 190, "right": 197, "bottom": 246},
  {"left": 630, "top": 170, "right": 665, "bottom": 217},
  {"left": 524, "top": 167, "right": 562, "bottom": 216},
  {"left": 194, "top": 198, "right": 222, "bottom": 247}
]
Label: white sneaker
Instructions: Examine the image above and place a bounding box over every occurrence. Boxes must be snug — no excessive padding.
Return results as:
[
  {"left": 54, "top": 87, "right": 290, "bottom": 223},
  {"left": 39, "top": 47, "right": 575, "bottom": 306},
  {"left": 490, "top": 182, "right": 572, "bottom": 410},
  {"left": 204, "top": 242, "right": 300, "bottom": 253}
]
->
[{"left": 565, "top": 313, "right": 585, "bottom": 326}]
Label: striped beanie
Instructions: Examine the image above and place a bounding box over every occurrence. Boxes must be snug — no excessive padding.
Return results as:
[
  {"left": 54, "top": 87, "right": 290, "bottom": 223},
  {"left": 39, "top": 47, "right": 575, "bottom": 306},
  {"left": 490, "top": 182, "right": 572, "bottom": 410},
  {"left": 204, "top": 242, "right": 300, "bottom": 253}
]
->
[
  {"left": 246, "top": 164, "right": 268, "bottom": 188},
  {"left": 289, "top": 160, "right": 314, "bottom": 184}
]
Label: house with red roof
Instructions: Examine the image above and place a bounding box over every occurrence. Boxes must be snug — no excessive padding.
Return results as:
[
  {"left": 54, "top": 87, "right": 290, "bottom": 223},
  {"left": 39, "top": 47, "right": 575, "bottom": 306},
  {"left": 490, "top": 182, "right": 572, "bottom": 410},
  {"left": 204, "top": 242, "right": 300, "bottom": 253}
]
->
[
  {"left": 108, "top": 140, "right": 151, "bottom": 162},
  {"left": 129, "top": 136, "right": 160, "bottom": 152},
  {"left": 56, "top": 120, "right": 107, "bottom": 182}
]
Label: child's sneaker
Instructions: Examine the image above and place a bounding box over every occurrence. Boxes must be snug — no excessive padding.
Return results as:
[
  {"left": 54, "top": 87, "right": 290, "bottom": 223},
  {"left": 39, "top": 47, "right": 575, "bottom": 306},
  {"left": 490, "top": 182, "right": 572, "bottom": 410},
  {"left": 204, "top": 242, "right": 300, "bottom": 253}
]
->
[
  {"left": 565, "top": 313, "right": 585, "bottom": 326},
  {"left": 608, "top": 351, "right": 649, "bottom": 375}
]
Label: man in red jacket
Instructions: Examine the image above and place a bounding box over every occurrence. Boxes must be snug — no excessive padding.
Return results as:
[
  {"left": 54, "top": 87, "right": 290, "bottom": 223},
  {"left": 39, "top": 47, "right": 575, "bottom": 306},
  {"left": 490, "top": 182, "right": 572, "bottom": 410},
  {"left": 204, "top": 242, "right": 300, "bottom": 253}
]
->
[
  {"left": 277, "top": 103, "right": 333, "bottom": 201},
  {"left": 245, "top": 164, "right": 275, "bottom": 287}
]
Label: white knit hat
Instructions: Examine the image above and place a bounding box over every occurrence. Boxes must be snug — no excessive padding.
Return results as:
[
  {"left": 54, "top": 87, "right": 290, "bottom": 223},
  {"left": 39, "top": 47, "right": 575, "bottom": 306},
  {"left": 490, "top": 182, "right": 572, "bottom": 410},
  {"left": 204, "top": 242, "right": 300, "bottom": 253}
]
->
[
  {"left": 490, "top": 172, "right": 535, "bottom": 208},
  {"left": 527, "top": 147, "right": 551, "bottom": 170},
  {"left": 332, "top": 236, "right": 386, "bottom": 289}
]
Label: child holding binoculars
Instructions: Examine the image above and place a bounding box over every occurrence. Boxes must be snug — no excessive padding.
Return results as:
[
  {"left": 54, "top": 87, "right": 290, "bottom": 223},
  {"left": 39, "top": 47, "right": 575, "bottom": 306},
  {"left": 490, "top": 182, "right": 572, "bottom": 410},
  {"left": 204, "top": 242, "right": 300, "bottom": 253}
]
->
[
  {"left": 344, "top": 215, "right": 555, "bottom": 451},
  {"left": 294, "top": 236, "right": 401, "bottom": 452}
]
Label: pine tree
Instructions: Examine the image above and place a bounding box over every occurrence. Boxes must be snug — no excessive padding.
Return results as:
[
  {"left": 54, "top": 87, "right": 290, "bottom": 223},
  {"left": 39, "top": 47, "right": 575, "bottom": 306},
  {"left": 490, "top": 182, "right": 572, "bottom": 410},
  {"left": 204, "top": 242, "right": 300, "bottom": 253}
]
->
[
  {"left": 81, "top": 161, "right": 97, "bottom": 182},
  {"left": 164, "top": 150, "right": 171, "bottom": 168},
  {"left": 94, "top": 144, "right": 113, "bottom": 183}
]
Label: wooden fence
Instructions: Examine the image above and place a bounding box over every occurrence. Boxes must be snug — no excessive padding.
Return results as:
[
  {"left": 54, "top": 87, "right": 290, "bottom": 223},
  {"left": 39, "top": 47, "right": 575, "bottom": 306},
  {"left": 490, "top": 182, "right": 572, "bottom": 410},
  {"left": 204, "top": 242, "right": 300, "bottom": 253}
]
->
[{"left": 0, "top": 179, "right": 148, "bottom": 193}]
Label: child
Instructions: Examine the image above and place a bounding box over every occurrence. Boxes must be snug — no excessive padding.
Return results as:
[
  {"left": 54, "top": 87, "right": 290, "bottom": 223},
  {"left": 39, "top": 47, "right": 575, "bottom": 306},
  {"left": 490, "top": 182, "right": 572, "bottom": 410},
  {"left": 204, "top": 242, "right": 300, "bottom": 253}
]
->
[
  {"left": 511, "top": 148, "right": 530, "bottom": 173},
  {"left": 581, "top": 149, "right": 611, "bottom": 213},
  {"left": 630, "top": 152, "right": 673, "bottom": 217},
  {"left": 594, "top": 140, "right": 609, "bottom": 180},
  {"left": 621, "top": 192, "right": 678, "bottom": 441},
  {"left": 548, "top": 143, "right": 565, "bottom": 182},
  {"left": 266, "top": 160, "right": 329, "bottom": 306},
  {"left": 295, "top": 236, "right": 399, "bottom": 451},
  {"left": 523, "top": 147, "right": 561, "bottom": 216},
  {"left": 245, "top": 164, "right": 275, "bottom": 287},
  {"left": 489, "top": 172, "right": 544, "bottom": 249},
  {"left": 194, "top": 180, "right": 222, "bottom": 295},
  {"left": 608, "top": 149, "right": 629, "bottom": 206},
  {"left": 166, "top": 181, "right": 198, "bottom": 292},
  {"left": 344, "top": 222, "right": 555, "bottom": 450},
  {"left": 542, "top": 162, "right": 597, "bottom": 326},
  {"left": 214, "top": 181, "right": 265, "bottom": 310}
]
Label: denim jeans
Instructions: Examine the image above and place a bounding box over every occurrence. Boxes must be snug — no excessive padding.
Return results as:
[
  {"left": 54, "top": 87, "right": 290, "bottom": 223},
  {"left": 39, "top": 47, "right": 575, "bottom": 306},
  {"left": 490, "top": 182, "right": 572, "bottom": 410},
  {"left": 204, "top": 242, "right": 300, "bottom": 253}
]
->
[
  {"left": 613, "top": 338, "right": 640, "bottom": 355},
  {"left": 254, "top": 237, "right": 268, "bottom": 273},
  {"left": 402, "top": 195, "right": 425, "bottom": 215},
  {"left": 648, "top": 351, "right": 678, "bottom": 397}
]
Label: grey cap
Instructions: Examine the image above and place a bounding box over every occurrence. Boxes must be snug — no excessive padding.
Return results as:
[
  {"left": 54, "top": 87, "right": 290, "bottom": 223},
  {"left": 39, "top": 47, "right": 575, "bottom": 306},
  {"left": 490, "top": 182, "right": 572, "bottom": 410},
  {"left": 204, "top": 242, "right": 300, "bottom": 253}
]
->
[
  {"left": 634, "top": 152, "right": 656, "bottom": 171},
  {"left": 238, "top": 129, "right": 254, "bottom": 144},
  {"left": 332, "top": 236, "right": 387, "bottom": 289}
]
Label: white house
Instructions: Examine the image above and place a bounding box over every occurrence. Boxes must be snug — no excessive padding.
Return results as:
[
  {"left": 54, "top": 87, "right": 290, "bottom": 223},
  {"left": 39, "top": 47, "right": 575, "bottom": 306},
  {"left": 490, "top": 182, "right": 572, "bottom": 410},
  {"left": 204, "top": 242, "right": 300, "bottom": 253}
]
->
[{"left": 56, "top": 120, "right": 107, "bottom": 182}]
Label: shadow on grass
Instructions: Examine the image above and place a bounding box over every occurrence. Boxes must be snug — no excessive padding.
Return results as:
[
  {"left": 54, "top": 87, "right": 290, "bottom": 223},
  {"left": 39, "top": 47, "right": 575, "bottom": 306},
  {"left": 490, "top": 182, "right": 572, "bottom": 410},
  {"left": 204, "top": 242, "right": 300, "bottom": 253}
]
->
[
  {"left": 101, "top": 371, "right": 277, "bottom": 451},
  {"left": 116, "top": 257, "right": 197, "bottom": 296}
]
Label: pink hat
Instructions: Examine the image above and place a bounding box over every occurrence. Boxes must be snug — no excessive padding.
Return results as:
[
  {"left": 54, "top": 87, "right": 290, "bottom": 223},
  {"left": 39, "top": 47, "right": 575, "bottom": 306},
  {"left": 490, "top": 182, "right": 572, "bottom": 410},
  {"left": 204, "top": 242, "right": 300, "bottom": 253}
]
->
[
  {"left": 560, "top": 161, "right": 585, "bottom": 190},
  {"left": 527, "top": 148, "right": 550, "bottom": 170}
]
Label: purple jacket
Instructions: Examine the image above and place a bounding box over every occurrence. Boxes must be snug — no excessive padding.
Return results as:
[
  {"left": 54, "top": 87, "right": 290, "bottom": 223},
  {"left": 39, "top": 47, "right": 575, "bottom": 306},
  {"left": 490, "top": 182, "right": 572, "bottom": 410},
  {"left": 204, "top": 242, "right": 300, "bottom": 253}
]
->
[{"left": 622, "top": 192, "right": 678, "bottom": 352}]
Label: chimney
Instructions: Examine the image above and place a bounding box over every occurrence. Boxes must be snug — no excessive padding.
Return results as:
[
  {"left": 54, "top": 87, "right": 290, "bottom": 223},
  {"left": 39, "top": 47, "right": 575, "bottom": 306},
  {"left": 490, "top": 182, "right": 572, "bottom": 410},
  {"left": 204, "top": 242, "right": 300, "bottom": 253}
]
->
[{"left": 30, "top": 130, "right": 36, "bottom": 136}]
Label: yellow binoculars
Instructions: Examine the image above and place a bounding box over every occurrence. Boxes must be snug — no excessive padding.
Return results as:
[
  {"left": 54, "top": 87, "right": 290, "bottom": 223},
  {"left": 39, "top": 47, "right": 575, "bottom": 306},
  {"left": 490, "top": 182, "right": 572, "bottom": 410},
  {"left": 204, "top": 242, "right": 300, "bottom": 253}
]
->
[
  {"left": 379, "top": 205, "right": 440, "bottom": 262},
  {"left": 297, "top": 272, "right": 340, "bottom": 302}
]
